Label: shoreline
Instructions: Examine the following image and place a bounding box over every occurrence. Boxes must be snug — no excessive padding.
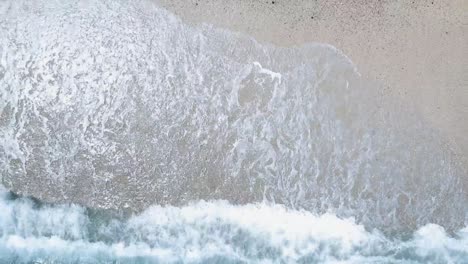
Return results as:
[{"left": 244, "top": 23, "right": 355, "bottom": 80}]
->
[
  {"left": 0, "top": 0, "right": 466, "bottom": 233},
  {"left": 153, "top": 0, "right": 468, "bottom": 169}
]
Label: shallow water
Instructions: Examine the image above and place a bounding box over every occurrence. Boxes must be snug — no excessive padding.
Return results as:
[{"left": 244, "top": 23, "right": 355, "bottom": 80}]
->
[
  {"left": 0, "top": 0, "right": 467, "bottom": 262},
  {"left": 1, "top": 188, "right": 467, "bottom": 263}
]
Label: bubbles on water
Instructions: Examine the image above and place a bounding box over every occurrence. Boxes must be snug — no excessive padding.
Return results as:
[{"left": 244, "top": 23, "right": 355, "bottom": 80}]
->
[
  {"left": 0, "top": 0, "right": 466, "bottom": 234},
  {"left": 0, "top": 188, "right": 467, "bottom": 263}
]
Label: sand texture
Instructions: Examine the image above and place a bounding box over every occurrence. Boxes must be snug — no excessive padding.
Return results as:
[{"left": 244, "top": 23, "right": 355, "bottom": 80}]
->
[{"left": 154, "top": 0, "right": 468, "bottom": 168}]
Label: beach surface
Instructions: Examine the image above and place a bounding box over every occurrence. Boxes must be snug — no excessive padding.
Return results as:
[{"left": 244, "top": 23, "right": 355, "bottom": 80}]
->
[
  {"left": 1, "top": 4, "right": 468, "bottom": 259},
  {"left": 154, "top": 0, "right": 468, "bottom": 169}
]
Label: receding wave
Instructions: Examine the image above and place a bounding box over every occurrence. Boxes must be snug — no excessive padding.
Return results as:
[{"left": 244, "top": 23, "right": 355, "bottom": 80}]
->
[
  {"left": 1, "top": 188, "right": 467, "bottom": 263},
  {"left": 0, "top": 0, "right": 465, "bottom": 234},
  {"left": 0, "top": 1, "right": 467, "bottom": 262}
]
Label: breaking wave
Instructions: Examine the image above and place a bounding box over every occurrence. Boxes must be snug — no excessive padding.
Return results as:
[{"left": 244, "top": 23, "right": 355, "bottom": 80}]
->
[
  {"left": 1, "top": 188, "right": 467, "bottom": 263},
  {"left": 0, "top": 0, "right": 465, "bottom": 233},
  {"left": 0, "top": 0, "right": 467, "bottom": 262}
]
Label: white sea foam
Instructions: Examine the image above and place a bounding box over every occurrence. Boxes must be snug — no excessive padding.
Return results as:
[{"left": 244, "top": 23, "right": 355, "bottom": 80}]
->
[
  {"left": 0, "top": 0, "right": 466, "bottom": 263},
  {"left": 0, "top": 188, "right": 467, "bottom": 263},
  {"left": 0, "top": 0, "right": 465, "bottom": 233}
]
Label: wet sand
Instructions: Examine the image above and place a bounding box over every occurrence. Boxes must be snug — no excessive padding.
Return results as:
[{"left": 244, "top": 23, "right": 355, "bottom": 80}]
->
[
  {"left": 154, "top": 0, "right": 468, "bottom": 169},
  {"left": 1, "top": 0, "right": 466, "bottom": 232}
]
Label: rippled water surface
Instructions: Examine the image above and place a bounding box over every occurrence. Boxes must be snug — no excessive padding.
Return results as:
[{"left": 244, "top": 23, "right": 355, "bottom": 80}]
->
[
  {"left": 0, "top": 0, "right": 467, "bottom": 262},
  {"left": 1, "top": 188, "right": 467, "bottom": 263}
]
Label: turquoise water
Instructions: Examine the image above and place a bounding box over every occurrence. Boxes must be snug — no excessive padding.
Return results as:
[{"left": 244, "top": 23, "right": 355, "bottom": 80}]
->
[
  {"left": 0, "top": 0, "right": 467, "bottom": 263},
  {"left": 1, "top": 188, "right": 467, "bottom": 263}
]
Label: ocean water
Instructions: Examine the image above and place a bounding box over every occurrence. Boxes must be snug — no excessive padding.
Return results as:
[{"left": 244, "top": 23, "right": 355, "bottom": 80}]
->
[
  {"left": 1, "top": 187, "right": 467, "bottom": 263},
  {"left": 0, "top": 0, "right": 467, "bottom": 262}
]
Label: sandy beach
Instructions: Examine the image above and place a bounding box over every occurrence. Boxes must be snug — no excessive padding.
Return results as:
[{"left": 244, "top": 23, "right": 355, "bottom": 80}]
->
[
  {"left": 2, "top": 2, "right": 468, "bottom": 260},
  {"left": 154, "top": 0, "right": 468, "bottom": 169}
]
